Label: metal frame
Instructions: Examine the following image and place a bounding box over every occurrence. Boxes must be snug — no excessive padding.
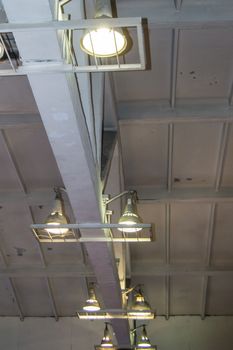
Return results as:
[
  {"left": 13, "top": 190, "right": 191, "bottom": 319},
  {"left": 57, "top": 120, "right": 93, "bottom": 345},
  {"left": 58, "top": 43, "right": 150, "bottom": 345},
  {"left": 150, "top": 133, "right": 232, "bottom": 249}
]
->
[
  {"left": 0, "top": 17, "right": 146, "bottom": 74},
  {"left": 77, "top": 309, "right": 155, "bottom": 320},
  {"left": 31, "top": 223, "right": 152, "bottom": 243}
]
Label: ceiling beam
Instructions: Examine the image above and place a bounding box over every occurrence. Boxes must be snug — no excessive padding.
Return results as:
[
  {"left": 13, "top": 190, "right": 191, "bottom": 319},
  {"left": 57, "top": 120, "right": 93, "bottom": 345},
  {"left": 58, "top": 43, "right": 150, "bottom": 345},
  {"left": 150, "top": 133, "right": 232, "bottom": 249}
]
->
[
  {"left": 137, "top": 187, "right": 233, "bottom": 203},
  {"left": 201, "top": 203, "right": 216, "bottom": 320},
  {"left": 2, "top": 0, "right": 130, "bottom": 344},
  {"left": 131, "top": 263, "right": 233, "bottom": 277},
  {"left": 118, "top": 100, "right": 233, "bottom": 124},
  {"left": 164, "top": 204, "right": 171, "bottom": 320},
  {"left": 0, "top": 263, "right": 233, "bottom": 279},
  {"left": 0, "top": 113, "right": 40, "bottom": 128},
  {"left": 170, "top": 29, "right": 180, "bottom": 109},
  {"left": 214, "top": 122, "right": 230, "bottom": 191},
  {"left": 3, "top": 187, "right": 233, "bottom": 206},
  {"left": 116, "top": 0, "right": 233, "bottom": 29},
  {"left": 0, "top": 264, "right": 94, "bottom": 279}
]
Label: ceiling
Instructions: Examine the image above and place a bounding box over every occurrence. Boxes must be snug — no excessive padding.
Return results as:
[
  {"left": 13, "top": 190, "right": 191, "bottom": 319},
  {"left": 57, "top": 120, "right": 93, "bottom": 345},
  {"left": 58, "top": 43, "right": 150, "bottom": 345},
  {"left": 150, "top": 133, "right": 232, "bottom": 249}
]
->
[{"left": 1, "top": 0, "right": 233, "bottom": 347}]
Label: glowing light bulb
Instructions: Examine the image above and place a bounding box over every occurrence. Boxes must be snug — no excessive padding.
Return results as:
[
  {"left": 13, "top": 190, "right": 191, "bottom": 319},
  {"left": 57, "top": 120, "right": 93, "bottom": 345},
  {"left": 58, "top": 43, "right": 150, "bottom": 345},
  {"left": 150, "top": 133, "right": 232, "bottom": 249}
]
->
[{"left": 80, "top": 27, "right": 127, "bottom": 57}]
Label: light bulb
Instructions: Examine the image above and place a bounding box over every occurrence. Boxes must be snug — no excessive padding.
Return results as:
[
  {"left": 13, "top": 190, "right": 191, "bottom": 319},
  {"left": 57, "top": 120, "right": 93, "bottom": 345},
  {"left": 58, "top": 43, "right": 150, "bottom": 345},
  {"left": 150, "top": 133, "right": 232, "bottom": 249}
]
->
[
  {"left": 100, "top": 324, "right": 113, "bottom": 348},
  {"left": 83, "top": 288, "right": 100, "bottom": 311},
  {"left": 45, "top": 194, "right": 69, "bottom": 235},
  {"left": 80, "top": 27, "right": 127, "bottom": 57},
  {"left": 118, "top": 198, "right": 142, "bottom": 233},
  {"left": 128, "top": 290, "right": 152, "bottom": 317},
  {"left": 137, "top": 326, "right": 152, "bottom": 348}
]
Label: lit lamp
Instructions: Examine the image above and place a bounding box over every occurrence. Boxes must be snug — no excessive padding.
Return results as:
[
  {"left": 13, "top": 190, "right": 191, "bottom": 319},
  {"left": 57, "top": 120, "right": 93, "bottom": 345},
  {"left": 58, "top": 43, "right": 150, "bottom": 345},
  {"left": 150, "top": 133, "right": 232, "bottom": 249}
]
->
[
  {"left": 118, "top": 191, "right": 142, "bottom": 233},
  {"left": 95, "top": 323, "right": 117, "bottom": 350},
  {"left": 83, "top": 284, "right": 101, "bottom": 312},
  {"left": 137, "top": 325, "right": 152, "bottom": 349},
  {"left": 80, "top": 0, "right": 127, "bottom": 57},
  {"left": 128, "top": 289, "right": 153, "bottom": 318},
  {"left": 45, "top": 188, "right": 69, "bottom": 235}
]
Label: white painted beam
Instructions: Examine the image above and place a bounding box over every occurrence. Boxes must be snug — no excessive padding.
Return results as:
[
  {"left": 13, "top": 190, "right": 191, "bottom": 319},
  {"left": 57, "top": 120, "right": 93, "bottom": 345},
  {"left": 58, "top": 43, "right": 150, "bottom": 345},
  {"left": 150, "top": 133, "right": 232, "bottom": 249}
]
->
[
  {"left": 131, "top": 263, "right": 233, "bottom": 277},
  {"left": 2, "top": 0, "right": 130, "bottom": 344},
  {"left": 137, "top": 187, "right": 233, "bottom": 203},
  {"left": 214, "top": 123, "right": 230, "bottom": 191},
  {"left": 116, "top": 0, "right": 233, "bottom": 29},
  {"left": 0, "top": 264, "right": 94, "bottom": 278},
  {"left": 2, "top": 187, "right": 233, "bottom": 205},
  {"left": 200, "top": 203, "right": 216, "bottom": 320},
  {"left": 167, "top": 124, "right": 174, "bottom": 192},
  {"left": 0, "top": 113, "right": 41, "bottom": 128},
  {"left": 118, "top": 100, "right": 233, "bottom": 124},
  {"left": 170, "top": 29, "right": 180, "bottom": 109},
  {"left": 0, "top": 263, "right": 232, "bottom": 279}
]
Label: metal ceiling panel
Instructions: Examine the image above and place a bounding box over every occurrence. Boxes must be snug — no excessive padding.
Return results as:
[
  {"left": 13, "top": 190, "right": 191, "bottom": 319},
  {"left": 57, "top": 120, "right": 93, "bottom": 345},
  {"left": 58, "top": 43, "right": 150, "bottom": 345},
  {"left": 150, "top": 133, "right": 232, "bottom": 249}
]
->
[
  {"left": 170, "top": 276, "right": 202, "bottom": 315},
  {"left": 131, "top": 203, "right": 165, "bottom": 263},
  {"left": 170, "top": 203, "right": 210, "bottom": 264},
  {"left": 131, "top": 276, "right": 166, "bottom": 315},
  {"left": 207, "top": 276, "right": 233, "bottom": 315},
  {"left": 220, "top": 123, "right": 233, "bottom": 187},
  {"left": 4, "top": 126, "right": 63, "bottom": 191},
  {"left": 211, "top": 203, "right": 233, "bottom": 266},
  {"left": 0, "top": 203, "right": 42, "bottom": 266},
  {"left": 114, "top": 29, "right": 171, "bottom": 101},
  {"left": 49, "top": 277, "right": 86, "bottom": 316},
  {"left": 0, "top": 76, "right": 38, "bottom": 113},
  {"left": 120, "top": 123, "right": 168, "bottom": 187},
  {"left": 176, "top": 29, "right": 233, "bottom": 99},
  {"left": 0, "top": 132, "right": 23, "bottom": 190},
  {"left": 13, "top": 277, "right": 54, "bottom": 316},
  {"left": 173, "top": 123, "right": 222, "bottom": 187},
  {"left": 0, "top": 278, "right": 19, "bottom": 315}
]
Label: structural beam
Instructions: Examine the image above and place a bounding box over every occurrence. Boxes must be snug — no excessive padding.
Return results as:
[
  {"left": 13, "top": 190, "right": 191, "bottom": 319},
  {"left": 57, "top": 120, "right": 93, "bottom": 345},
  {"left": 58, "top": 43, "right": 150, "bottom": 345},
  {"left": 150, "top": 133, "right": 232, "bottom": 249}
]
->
[
  {"left": 0, "top": 263, "right": 232, "bottom": 279},
  {"left": 3, "top": 187, "right": 233, "bottom": 206},
  {"left": 116, "top": 0, "right": 233, "bottom": 29},
  {"left": 200, "top": 203, "right": 216, "bottom": 319},
  {"left": 164, "top": 203, "right": 171, "bottom": 320},
  {"left": 170, "top": 29, "right": 180, "bottom": 108},
  {"left": 167, "top": 124, "right": 174, "bottom": 192},
  {"left": 2, "top": 0, "right": 130, "bottom": 343},
  {"left": 0, "top": 113, "right": 40, "bottom": 128},
  {"left": 214, "top": 123, "right": 230, "bottom": 191},
  {"left": 0, "top": 264, "right": 94, "bottom": 278},
  {"left": 131, "top": 263, "right": 233, "bottom": 277},
  {"left": 118, "top": 100, "right": 233, "bottom": 124},
  {"left": 137, "top": 187, "right": 233, "bottom": 203}
]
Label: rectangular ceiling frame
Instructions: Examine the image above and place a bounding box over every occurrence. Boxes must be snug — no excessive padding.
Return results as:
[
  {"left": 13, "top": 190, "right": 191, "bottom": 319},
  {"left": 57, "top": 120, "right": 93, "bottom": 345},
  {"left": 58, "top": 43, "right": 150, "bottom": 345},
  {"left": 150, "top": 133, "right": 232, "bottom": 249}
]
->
[
  {"left": 0, "top": 17, "right": 146, "bottom": 74},
  {"left": 31, "top": 223, "right": 152, "bottom": 243}
]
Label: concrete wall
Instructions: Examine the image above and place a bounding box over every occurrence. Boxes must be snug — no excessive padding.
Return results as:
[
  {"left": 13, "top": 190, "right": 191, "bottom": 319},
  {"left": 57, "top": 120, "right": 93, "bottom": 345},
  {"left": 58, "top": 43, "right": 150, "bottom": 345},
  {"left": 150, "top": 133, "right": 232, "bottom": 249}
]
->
[{"left": 1, "top": 316, "right": 233, "bottom": 350}]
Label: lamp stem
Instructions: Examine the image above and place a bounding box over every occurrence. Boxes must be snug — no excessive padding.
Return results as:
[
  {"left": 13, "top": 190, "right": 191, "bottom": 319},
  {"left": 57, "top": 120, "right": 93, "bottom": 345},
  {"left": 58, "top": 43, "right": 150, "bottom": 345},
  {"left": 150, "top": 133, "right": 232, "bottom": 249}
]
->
[
  {"left": 95, "top": 0, "right": 112, "bottom": 18},
  {"left": 104, "top": 190, "right": 130, "bottom": 205}
]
